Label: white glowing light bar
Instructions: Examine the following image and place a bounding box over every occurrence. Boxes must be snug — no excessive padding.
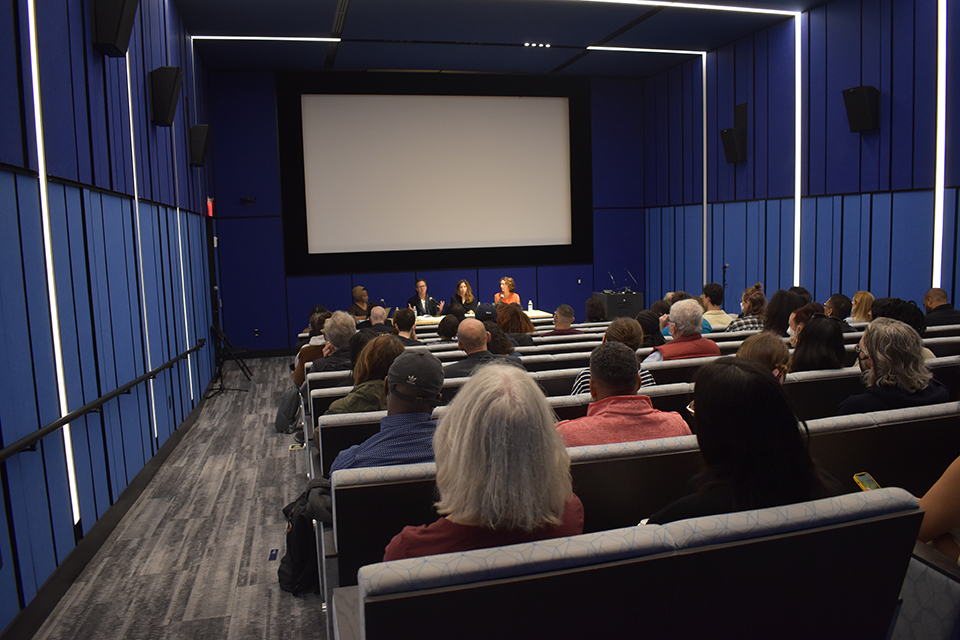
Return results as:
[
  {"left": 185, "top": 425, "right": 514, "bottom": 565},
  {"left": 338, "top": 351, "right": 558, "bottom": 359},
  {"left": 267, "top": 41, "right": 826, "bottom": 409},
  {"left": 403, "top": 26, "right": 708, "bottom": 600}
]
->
[
  {"left": 702, "top": 53, "right": 708, "bottom": 284},
  {"left": 793, "top": 14, "right": 802, "bottom": 286},
  {"left": 191, "top": 35, "right": 340, "bottom": 42},
  {"left": 932, "top": 0, "right": 947, "bottom": 288},
  {"left": 27, "top": 0, "right": 81, "bottom": 526},
  {"left": 588, "top": 45, "right": 705, "bottom": 55},
  {"left": 175, "top": 209, "right": 195, "bottom": 401},
  {"left": 581, "top": 0, "right": 797, "bottom": 17}
]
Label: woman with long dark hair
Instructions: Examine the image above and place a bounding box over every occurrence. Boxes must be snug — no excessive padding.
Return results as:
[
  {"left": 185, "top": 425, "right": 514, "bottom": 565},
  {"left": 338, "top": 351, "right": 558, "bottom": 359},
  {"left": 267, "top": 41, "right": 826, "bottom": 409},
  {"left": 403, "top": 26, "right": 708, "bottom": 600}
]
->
[
  {"left": 787, "top": 313, "right": 845, "bottom": 373},
  {"left": 648, "top": 358, "right": 835, "bottom": 523}
]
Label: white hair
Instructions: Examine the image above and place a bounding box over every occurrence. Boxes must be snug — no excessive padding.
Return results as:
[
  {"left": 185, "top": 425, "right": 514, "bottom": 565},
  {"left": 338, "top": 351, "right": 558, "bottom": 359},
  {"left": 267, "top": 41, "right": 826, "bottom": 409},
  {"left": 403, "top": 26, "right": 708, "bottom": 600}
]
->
[
  {"left": 670, "top": 298, "right": 704, "bottom": 336},
  {"left": 862, "top": 317, "right": 932, "bottom": 393},
  {"left": 324, "top": 311, "right": 357, "bottom": 349},
  {"left": 433, "top": 363, "right": 571, "bottom": 531}
]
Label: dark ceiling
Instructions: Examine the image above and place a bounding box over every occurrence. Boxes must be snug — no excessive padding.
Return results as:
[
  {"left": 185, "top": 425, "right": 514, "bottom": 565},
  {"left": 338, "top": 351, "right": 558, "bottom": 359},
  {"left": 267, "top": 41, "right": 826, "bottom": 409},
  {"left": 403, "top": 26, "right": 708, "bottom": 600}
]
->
[{"left": 180, "top": 0, "right": 825, "bottom": 78}]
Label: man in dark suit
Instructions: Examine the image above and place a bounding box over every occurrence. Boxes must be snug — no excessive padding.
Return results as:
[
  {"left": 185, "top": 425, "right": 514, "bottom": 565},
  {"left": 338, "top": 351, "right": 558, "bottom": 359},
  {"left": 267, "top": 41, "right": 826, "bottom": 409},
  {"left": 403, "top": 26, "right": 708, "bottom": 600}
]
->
[
  {"left": 923, "top": 288, "right": 960, "bottom": 326},
  {"left": 407, "top": 279, "right": 444, "bottom": 316},
  {"left": 443, "top": 319, "right": 523, "bottom": 378}
]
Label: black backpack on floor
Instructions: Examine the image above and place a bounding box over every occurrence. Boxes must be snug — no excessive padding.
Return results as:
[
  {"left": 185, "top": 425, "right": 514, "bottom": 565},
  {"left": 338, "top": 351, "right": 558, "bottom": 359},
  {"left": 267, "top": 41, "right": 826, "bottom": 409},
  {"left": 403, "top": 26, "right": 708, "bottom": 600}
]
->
[{"left": 278, "top": 479, "right": 332, "bottom": 595}]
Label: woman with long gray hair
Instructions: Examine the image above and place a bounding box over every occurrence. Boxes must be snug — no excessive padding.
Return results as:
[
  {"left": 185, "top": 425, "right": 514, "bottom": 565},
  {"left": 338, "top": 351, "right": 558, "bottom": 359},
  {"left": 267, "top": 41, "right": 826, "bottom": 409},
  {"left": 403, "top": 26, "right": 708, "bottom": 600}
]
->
[{"left": 384, "top": 363, "right": 583, "bottom": 560}]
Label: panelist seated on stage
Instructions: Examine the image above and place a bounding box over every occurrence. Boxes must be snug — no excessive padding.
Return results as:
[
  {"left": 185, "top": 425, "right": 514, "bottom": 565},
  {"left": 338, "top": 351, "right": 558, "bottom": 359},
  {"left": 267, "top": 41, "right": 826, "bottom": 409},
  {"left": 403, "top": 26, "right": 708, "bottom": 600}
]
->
[
  {"left": 450, "top": 279, "right": 478, "bottom": 313},
  {"left": 349, "top": 285, "right": 371, "bottom": 322},
  {"left": 540, "top": 304, "right": 584, "bottom": 337},
  {"left": 494, "top": 276, "right": 521, "bottom": 305},
  {"left": 443, "top": 318, "right": 524, "bottom": 378},
  {"left": 643, "top": 299, "right": 721, "bottom": 363},
  {"left": 393, "top": 308, "right": 422, "bottom": 347},
  {"left": 556, "top": 342, "right": 690, "bottom": 448},
  {"left": 408, "top": 278, "right": 444, "bottom": 316}
]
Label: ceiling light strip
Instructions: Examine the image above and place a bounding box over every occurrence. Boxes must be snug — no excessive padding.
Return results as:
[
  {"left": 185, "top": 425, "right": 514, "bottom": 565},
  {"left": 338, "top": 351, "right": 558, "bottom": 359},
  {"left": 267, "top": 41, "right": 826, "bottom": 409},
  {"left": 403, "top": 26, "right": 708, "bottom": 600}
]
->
[
  {"left": 580, "top": 0, "right": 796, "bottom": 17},
  {"left": 588, "top": 45, "right": 704, "bottom": 55},
  {"left": 932, "top": 0, "right": 947, "bottom": 288},
  {"left": 26, "top": 0, "right": 81, "bottom": 526},
  {"left": 191, "top": 35, "right": 341, "bottom": 43}
]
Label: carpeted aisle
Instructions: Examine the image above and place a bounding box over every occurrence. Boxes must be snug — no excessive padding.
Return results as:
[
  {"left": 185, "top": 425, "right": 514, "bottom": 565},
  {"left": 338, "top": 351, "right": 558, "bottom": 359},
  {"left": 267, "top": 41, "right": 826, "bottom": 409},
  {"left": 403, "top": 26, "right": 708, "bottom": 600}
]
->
[{"left": 32, "top": 357, "right": 324, "bottom": 640}]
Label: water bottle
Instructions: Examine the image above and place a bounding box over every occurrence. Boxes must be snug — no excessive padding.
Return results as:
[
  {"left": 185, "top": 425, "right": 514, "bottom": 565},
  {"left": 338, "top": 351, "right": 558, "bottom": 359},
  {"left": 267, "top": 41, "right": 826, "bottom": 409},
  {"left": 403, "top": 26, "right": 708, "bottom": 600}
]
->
[{"left": 527, "top": 300, "right": 533, "bottom": 312}]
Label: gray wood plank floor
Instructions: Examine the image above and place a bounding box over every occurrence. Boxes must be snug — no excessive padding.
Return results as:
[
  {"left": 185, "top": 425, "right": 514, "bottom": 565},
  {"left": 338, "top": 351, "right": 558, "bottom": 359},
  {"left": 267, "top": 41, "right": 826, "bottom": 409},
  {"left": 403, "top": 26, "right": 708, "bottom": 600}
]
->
[{"left": 33, "top": 357, "right": 325, "bottom": 640}]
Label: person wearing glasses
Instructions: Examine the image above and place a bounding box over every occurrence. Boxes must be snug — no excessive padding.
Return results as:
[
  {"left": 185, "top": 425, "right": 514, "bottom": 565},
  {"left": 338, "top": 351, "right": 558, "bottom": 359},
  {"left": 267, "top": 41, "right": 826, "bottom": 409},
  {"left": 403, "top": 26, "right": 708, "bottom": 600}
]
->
[
  {"left": 407, "top": 278, "right": 444, "bottom": 316},
  {"left": 839, "top": 317, "right": 948, "bottom": 414},
  {"left": 823, "top": 294, "right": 855, "bottom": 332},
  {"left": 643, "top": 299, "right": 721, "bottom": 363}
]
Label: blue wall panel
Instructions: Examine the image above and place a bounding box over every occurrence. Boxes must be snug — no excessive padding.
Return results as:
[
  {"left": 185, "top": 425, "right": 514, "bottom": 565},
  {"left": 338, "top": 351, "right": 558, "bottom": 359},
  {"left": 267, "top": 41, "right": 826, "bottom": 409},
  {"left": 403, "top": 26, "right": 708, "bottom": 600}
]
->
[
  {"left": 0, "top": 0, "right": 24, "bottom": 167},
  {"left": 683, "top": 205, "right": 703, "bottom": 294},
  {"left": 764, "top": 199, "right": 782, "bottom": 288},
  {"left": 767, "top": 20, "right": 795, "bottom": 199},
  {"left": 591, "top": 78, "right": 643, "bottom": 208},
  {"left": 889, "top": 190, "right": 934, "bottom": 303},
  {"left": 824, "top": 0, "right": 862, "bottom": 196},
  {"left": 878, "top": 0, "right": 894, "bottom": 192},
  {"left": 949, "top": 0, "right": 960, "bottom": 188},
  {"left": 656, "top": 73, "right": 670, "bottom": 206},
  {"left": 593, "top": 207, "right": 644, "bottom": 298},
  {"left": 870, "top": 192, "right": 893, "bottom": 296},
  {"left": 807, "top": 5, "right": 827, "bottom": 196},
  {"left": 536, "top": 265, "right": 594, "bottom": 315},
  {"left": 942, "top": 188, "right": 957, "bottom": 297},
  {"left": 890, "top": 0, "right": 915, "bottom": 191},
  {"left": 722, "top": 201, "right": 747, "bottom": 297},
  {"left": 744, "top": 201, "right": 763, "bottom": 289},
  {"left": 682, "top": 62, "right": 695, "bottom": 204},
  {"left": 36, "top": 0, "right": 79, "bottom": 182},
  {"left": 668, "top": 66, "right": 683, "bottom": 205},
  {"left": 286, "top": 274, "right": 353, "bottom": 343},
  {"left": 911, "top": 0, "right": 937, "bottom": 189},
  {"left": 840, "top": 194, "right": 863, "bottom": 294},
  {"left": 799, "top": 196, "right": 817, "bottom": 290},
  {"left": 754, "top": 29, "right": 769, "bottom": 201},
  {"left": 646, "top": 207, "right": 661, "bottom": 301},
  {"left": 860, "top": 1, "right": 882, "bottom": 193},
  {"left": 360, "top": 272, "right": 419, "bottom": 313},
  {"left": 706, "top": 51, "right": 718, "bottom": 204},
  {"left": 715, "top": 44, "right": 735, "bottom": 203},
  {"left": 735, "top": 37, "right": 752, "bottom": 202}
]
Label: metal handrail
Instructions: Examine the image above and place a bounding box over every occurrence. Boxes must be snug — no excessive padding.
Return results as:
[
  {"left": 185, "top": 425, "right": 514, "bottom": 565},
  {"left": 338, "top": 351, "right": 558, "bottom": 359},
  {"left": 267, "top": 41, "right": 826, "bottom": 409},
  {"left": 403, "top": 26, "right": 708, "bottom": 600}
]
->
[{"left": 0, "top": 339, "right": 207, "bottom": 464}]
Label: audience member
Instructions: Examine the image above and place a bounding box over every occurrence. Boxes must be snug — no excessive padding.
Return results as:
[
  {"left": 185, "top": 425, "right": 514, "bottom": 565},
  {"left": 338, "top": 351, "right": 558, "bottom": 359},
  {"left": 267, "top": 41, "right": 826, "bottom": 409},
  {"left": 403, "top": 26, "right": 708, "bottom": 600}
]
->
[
  {"left": 839, "top": 317, "right": 948, "bottom": 414},
  {"left": 570, "top": 317, "right": 655, "bottom": 395},
  {"left": 329, "top": 350, "right": 444, "bottom": 474},
  {"left": 308, "top": 311, "right": 357, "bottom": 376},
  {"left": 556, "top": 342, "right": 690, "bottom": 447},
  {"left": 919, "top": 455, "right": 960, "bottom": 561},
  {"left": 293, "top": 311, "right": 330, "bottom": 385},
  {"left": 540, "top": 304, "right": 583, "bottom": 337},
  {"left": 788, "top": 302, "right": 825, "bottom": 347},
  {"left": 870, "top": 298, "right": 935, "bottom": 360},
  {"left": 349, "top": 286, "right": 371, "bottom": 321},
  {"left": 850, "top": 290, "right": 874, "bottom": 323},
  {"left": 725, "top": 283, "right": 766, "bottom": 332},
  {"left": 649, "top": 299, "right": 671, "bottom": 317},
  {"left": 789, "top": 285, "right": 813, "bottom": 305},
  {"left": 393, "top": 308, "right": 422, "bottom": 346},
  {"left": 443, "top": 318, "right": 522, "bottom": 378},
  {"left": 763, "top": 289, "right": 805, "bottom": 337},
  {"left": 294, "top": 305, "right": 329, "bottom": 352},
  {"left": 736, "top": 332, "right": 790, "bottom": 381},
  {"left": 497, "top": 304, "right": 537, "bottom": 346},
  {"left": 436, "top": 315, "right": 460, "bottom": 342},
  {"left": 362, "top": 306, "right": 394, "bottom": 334},
  {"left": 787, "top": 314, "right": 845, "bottom": 373},
  {"left": 585, "top": 297, "right": 607, "bottom": 322},
  {"left": 483, "top": 321, "right": 517, "bottom": 356},
  {"left": 648, "top": 358, "right": 836, "bottom": 524},
  {"left": 384, "top": 363, "right": 583, "bottom": 560},
  {"left": 325, "top": 335, "right": 405, "bottom": 415},
  {"left": 634, "top": 310, "right": 666, "bottom": 347},
  {"left": 301, "top": 304, "right": 329, "bottom": 335},
  {"left": 923, "top": 288, "right": 960, "bottom": 326},
  {"left": 407, "top": 278, "right": 444, "bottom": 316},
  {"left": 450, "top": 279, "right": 478, "bottom": 313},
  {"left": 644, "top": 299, "right": 720, "bottom": 363},
  {"left": 494, "top": 276, "right": 521, "bottom": 305},
  {"left": 701, "top": 283, "right": 735, "bottom": 330},
  {"left": 445, "top": 301, "right": 467, "bottom": 322},
  {"left": 823, "top": 294, "right": 855, "bottom": 332},
  {"left": 475, "top": 303, "right": 498, "bottom": 323},
  {"left": 658, "top": 292, "right": 712, "bottom": 336}
]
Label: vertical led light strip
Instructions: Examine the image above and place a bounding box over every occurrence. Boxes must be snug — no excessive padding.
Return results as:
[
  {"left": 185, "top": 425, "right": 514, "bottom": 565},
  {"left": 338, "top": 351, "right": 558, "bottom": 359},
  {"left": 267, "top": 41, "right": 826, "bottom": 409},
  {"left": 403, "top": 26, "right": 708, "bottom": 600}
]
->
[
  {"left": 125, "top": 54, "right": 160, "bottom": 440},
  {"left": 702, "top": 52, "right": 708, "bottom": 283},
  {"left": 26, "top": 0, "right": 81, "bottom": 525},
  {"left": 793, "top": 13, "right": 803, "bottom": 286},
  {"left": 932, "top": 0, "right": 948, "bottom": 288},
  {"left": 171, "top": 140, "right": 196, "bottom": 402}
]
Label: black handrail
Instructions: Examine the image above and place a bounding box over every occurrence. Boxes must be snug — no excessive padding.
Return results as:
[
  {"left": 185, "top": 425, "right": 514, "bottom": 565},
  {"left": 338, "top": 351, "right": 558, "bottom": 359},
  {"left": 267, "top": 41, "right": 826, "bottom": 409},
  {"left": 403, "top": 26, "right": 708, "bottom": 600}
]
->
[{"left": 0, "top": 339, "right": 207, "bottom": 464}]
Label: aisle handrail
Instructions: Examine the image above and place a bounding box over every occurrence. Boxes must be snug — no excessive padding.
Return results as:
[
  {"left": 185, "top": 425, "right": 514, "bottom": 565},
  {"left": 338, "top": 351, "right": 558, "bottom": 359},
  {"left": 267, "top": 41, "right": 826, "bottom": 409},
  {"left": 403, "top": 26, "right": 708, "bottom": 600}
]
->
[{"left": 0, "top": 339, "right": 207, "bottom": 463}]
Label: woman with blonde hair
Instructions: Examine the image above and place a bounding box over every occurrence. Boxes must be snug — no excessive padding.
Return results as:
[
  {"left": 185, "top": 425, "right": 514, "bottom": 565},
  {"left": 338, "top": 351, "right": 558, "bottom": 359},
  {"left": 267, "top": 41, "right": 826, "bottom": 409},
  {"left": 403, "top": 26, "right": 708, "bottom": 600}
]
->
[
  {"left": 725, "top": 283, "right": 766, "bottom": 333},
  {"left": 850, "top": 290, "right": 874, "bottom": 323},
  {"left": 384, "top": 363, "right": 583, "bottom": 560},
  {"left": 324, "top": 334, "right": 405, "bottom": 415}
]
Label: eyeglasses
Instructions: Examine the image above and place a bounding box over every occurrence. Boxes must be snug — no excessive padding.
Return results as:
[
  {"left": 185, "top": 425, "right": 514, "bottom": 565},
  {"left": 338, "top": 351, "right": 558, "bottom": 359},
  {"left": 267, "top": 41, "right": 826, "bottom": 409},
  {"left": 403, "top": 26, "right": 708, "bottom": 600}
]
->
[{"left": 685, "top": 400, "right": 695, "bottom": 416}]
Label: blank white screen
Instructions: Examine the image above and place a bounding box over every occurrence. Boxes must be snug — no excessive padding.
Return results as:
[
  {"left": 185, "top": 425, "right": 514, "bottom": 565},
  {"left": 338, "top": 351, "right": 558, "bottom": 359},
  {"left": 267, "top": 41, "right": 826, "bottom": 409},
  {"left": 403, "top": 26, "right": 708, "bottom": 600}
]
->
[{"left": 301, "top": 94, "right": 572, "bottom": 254}]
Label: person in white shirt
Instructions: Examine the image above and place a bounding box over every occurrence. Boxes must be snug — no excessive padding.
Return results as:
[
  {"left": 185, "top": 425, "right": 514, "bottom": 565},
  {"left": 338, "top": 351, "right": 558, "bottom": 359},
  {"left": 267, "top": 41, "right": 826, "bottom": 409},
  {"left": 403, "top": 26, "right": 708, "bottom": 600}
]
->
[{"left": 701, "top": 283, "right": 735, "bottom": 330}]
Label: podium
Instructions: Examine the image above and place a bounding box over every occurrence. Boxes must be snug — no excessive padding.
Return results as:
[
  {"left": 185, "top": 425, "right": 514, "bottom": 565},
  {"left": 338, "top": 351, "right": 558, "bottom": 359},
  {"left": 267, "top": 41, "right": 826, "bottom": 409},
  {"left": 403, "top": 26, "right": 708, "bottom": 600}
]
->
[{"left": 592, "top": 291, "right": 644, "bottom": 320}]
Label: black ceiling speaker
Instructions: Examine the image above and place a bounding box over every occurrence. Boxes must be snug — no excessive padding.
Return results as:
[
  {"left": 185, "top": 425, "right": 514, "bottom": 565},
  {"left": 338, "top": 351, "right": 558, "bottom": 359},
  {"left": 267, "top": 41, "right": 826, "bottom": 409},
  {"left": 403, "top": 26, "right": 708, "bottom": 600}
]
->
[
  {"left": 190, "top": 125, "right": 211, "bottom": 167},
  {"left": 149, "top": 66, "right": 182, "bottom": 127},
  {"left": 842, "top": 85, "right": 881, "bottom": 132},
  {"left": 91, "top": 0, "right": 140, "bottom": 57}
]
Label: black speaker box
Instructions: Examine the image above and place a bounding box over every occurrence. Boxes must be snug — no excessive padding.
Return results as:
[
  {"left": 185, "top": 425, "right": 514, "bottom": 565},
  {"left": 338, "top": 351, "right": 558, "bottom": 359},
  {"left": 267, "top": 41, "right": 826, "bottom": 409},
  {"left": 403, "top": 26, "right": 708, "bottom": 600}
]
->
[
  {"left": 149, "top": 66, "right": 182, "bottom": 127},
  {"left": 842, "top": 85, "right": 881, "bottom": 132},
  {"left": 189, "top": 125, "right": 210, "bottom": 167},
  {"left": 592, "top": 292, "right": 644, "bottom": 320},
  {"left": 720, "top": 127, "right": 748, "bottom": 163},
  {"left": 92, "top": 0, "right": 140, "bottom": 57}
]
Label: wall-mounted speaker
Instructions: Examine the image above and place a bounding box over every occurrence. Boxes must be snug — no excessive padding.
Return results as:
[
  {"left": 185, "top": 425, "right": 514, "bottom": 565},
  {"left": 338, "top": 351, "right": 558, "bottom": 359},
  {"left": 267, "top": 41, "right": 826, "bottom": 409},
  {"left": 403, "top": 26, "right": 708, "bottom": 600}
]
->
[
  {"left": 842, "top": 85, "right": 880, "bottom": 132},
  {"left": 720, "top": 127, "right": 747, "bottom": 163},
  {"left": 149, "top": 66, "right": 182, "bottom": 127},
  {"left": 190, "top": 125, "right": 211, "bottom": 167},
  {"left": 92, "top": 0, "right": 140, "bottom": 57}
]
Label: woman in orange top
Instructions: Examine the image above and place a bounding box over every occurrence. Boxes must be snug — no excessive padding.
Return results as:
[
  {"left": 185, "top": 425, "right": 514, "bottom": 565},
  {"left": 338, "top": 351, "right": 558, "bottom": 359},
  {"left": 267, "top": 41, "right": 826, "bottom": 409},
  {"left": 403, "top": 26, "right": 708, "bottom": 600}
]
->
[{"left": 494, "top": 276, "right": 521, "bottom": 305}]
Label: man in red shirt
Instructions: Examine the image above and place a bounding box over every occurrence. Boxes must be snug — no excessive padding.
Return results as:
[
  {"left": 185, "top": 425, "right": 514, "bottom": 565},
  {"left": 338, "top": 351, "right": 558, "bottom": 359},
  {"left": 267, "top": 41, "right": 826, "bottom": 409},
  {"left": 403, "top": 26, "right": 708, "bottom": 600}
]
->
[
  {"left": 556, "top": 342, "right": 690, "bottom": 447},
  {"left": 644, "top": 298, "right": 721, "bottom": 363}
]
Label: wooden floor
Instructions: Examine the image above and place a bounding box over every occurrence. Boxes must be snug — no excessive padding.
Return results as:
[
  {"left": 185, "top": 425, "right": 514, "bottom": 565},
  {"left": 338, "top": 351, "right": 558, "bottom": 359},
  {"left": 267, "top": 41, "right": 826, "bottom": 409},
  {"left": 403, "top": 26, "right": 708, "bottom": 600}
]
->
[{"left": 32, "top": 357, "right": 325, "bottom": 640}]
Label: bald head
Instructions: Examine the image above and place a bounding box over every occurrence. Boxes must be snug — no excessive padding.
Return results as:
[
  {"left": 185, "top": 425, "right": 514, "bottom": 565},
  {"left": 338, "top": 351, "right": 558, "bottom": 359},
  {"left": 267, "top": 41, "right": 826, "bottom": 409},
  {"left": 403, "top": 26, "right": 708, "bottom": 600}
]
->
[
  {"left": 457, "top": 318, "right": 490, "bottom": 354},
  {"left": 924, "top": 288, "right": 949, "bottom": 313},
  {"left": 370, "top": 306, "right": 386, "bottom": 324}
]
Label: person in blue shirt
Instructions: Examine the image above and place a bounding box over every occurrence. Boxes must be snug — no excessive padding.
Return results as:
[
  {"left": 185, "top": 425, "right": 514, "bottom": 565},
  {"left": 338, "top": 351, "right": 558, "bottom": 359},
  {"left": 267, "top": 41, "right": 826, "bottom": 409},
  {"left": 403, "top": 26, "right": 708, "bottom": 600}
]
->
[{"left": 329, "top": 350, "right": 444, "bottom": 474}]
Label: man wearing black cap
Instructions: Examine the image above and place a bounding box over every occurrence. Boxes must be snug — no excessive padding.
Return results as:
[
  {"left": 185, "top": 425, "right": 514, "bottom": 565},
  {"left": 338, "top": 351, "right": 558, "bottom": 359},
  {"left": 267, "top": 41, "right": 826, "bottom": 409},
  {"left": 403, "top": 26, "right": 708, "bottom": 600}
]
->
[{"left": 329, "top": 350, "right": 444, "bottom": 473}]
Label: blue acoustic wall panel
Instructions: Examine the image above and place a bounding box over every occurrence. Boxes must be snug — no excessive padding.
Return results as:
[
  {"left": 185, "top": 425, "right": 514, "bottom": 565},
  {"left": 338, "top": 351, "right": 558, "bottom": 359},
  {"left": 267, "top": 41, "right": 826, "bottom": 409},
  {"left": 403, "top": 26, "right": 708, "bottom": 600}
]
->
[
  {"left": 889, "top": 190, "right": 934, "bottom": 304},
  {"left": 705, "top": 50, "right": 718, "bottom": 204},
  {"left": 764, "top": 199, "right": 782, "bottom": 289},
  {"left": 363, "top": 272, "right": 420, "bottom": 314},
  {"left": 682, "top": 205, "right": 704, "bottom": 295},
  {"left": 735, "top": 37, "right": 752, "bottom": 203},
  {"left": 949, "top": 0, "right": 960, "bottom": 188},
  {"left": 414, "top": 270, "right": 470, "bottom": 312},
  {"left": 944, "top": 189, "right": 958, "bottom": 297},
  {"left": 216, "top": 217, "right": 288, "bottom": 350},
  {"left": 642, "top": 75, "right": 658, "bottom": 208},
  {"left": 594, "top": 208, "right": 643, "bottom": 300},
  {"left": 859, "top": 1, "right": 882, "bottom": 194},
  {"left": 878, "top": 0, "right": 894, "bottom": 193},
  {"left": 36, "top": 0, "right": 79, "bottom": 182},
  {"left": 536, "top": 265, "right": 594, "bottom": 315},
  {"left": 646, "top": 206, "right": 662, "bottom": 303},
  {"left": 912, "top": 0, "right": 937, "bottom": 190},
  {"left": 824, "top": 0, "right": 862, "bottom": 197},
  {"left": 207, "top": 71, "right": 282, "bottom": 219},
  {"left": 753, "top": 29, "right": 769, "bottom": 201},
  {"left": 286, "top": 274, "right": 353, "bottom": 344},
  {"left": 807, "top": 5, "right": 827, "bottom": 197},
  {"left": 668, "top": 67, "right": 683, "bottom": 205},
  {"left": 744, "top": 201, "right": 764, "bottom": 290},
  {"left": 0, "top": 0, "right": 24, "bottom": 167},
  {"left": 591, "top": 78, "right": 643, "bottom": 209},
  {"left": 890, "top": 0, "right": 915, "bottom": 192},
  {"left": 478, "top": 267, "right": 537, "bottom": 309},
  {"left": 715, "top": 43, "right": 735, "bottom": 203},
  {"left": 870, "top": 192, "right": 893, "bottom": 297}
]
